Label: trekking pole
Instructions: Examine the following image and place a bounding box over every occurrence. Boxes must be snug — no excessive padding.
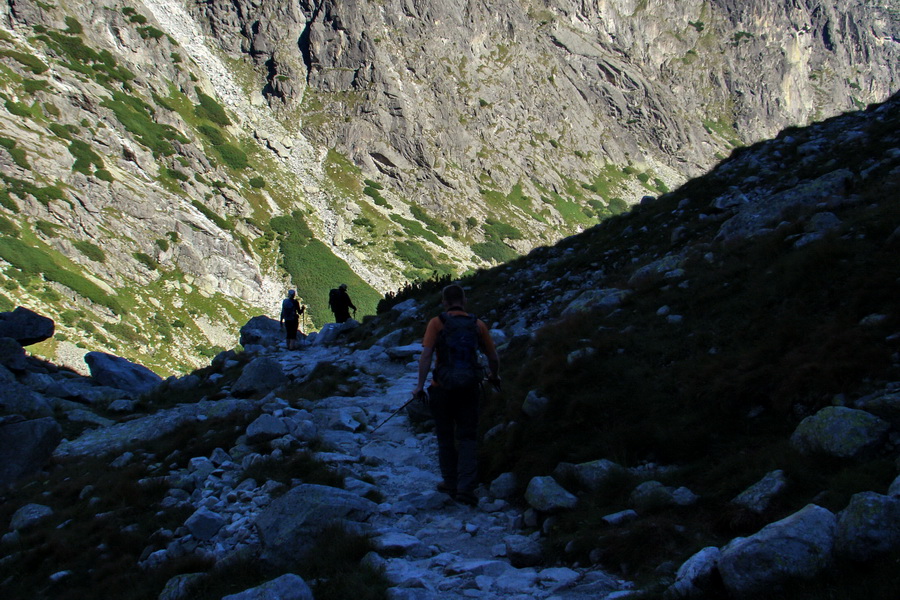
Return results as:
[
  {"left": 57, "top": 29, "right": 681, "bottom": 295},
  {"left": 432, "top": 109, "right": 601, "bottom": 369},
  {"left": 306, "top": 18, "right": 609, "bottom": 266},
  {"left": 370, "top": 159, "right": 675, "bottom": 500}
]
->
[{"left": 370, "top": 391, "right": 426, "bottom": 433}]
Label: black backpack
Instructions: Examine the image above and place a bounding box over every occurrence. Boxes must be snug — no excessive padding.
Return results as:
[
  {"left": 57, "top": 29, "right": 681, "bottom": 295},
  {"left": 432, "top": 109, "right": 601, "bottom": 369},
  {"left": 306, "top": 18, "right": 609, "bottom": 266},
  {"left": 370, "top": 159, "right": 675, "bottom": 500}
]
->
[
  {"left": 329, "top": 288, "right": 343, "bottom": 310},
  {"left": 434, "top": 312, "right": 482, "bottom": 389}
]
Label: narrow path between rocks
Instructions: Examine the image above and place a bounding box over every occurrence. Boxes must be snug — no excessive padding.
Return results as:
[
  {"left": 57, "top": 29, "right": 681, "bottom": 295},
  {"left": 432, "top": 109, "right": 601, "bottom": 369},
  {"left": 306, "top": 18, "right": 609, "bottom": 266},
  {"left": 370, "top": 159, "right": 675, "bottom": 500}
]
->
[{"left": 274, "top": 343, "right": 631, "bottom": 600}]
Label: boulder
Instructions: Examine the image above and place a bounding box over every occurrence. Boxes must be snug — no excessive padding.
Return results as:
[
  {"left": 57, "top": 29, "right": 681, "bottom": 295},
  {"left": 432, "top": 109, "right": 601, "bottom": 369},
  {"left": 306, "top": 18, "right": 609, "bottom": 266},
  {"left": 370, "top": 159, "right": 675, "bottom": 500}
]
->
[
  {"left": 239, "top": 316, "right": 284, "bottom": 348},
  {"left": 790, "top": 406, "right": 889, "bottom": 458},
  {"left": 731, "top": 470, "right": 788, "bottom": 514},
  {"left": 232, "top": 357, "right": 287, "bottom": 397},
  {"left": 222, "top": 574, "right": 314, "bottom": 600},
  {"left": 245, "top": 414, "right": 289, "bottom": 444},
  {"left": 10, "top": 503, "right": 53, "bottom": 530},
  {"left": 0, "top": 417, "right": 62, "bottom": 487},
  {"left": 630, "top": 481, "right": 698, "bottom": 512},
  {"left": 835, "top": 491, "right": 900, "bottom": 561},
  {"left": 561, "top": 288, "right": 632, "bottom": 316},
  {"left": 561, "top": 459, "right": 626, "bottom": 492},
  {"left": 628, "top": 255, "right": 686, "bottom": 290},
  {"left": 521, "top": 390, "right": 549, "bottom": 417},
  {"left": 853, "top": 386, "right": 900, "bottom": 428},
  {"left": 718, "top": 504, "right": 836, "bottom": 597},
  {"left": 185, "top": 507, "right": 227, "bottom": 541},
  {"left": 254, "top": 484, "right": 378, "bottom": 568},
  {"left": 667, "top": 546, "right": 722, "bottom": 598},
  {"left": 504, "top": 534, "right": 543, "bottom": 567},
  {"left": 0, "top": 380, "right": 53, "bottom": 418},
  {"left": 489, "top": 472, "right": 517, "bottom": 499},
  {"left": 524, "top": 476, "right": 578, "bottom": 512},
  {"left": 84, "top": 352, "right": 163, "bottom": 396},
  {"left": 0, "top": 307, "right": 54, "bottom": 346}
]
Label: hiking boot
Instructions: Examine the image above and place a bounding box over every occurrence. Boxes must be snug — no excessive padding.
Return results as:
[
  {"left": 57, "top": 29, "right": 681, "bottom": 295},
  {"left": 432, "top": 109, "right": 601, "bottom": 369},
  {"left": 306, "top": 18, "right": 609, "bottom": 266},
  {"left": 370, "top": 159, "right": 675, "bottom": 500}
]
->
[
  {"left": 455, "top": 491, "right": 478, "bottom": 506},
  {"left": 436, "top": 482, "right": 456, "bottom": 498}
]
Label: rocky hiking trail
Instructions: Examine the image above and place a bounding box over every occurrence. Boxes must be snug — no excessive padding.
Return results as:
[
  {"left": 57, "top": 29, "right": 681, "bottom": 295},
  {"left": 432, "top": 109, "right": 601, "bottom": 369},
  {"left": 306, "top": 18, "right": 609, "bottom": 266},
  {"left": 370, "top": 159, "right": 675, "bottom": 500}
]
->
[{"left": 267, "top": 339, "right": 632, "bottom": 600}]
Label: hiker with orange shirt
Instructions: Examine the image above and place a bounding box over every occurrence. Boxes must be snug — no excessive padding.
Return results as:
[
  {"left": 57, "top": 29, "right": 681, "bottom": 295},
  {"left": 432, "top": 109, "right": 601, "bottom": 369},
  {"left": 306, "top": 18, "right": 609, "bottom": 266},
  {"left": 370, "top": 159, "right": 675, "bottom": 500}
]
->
[{"left": 412, "top": 284, "right": 500, "bottom": 506}]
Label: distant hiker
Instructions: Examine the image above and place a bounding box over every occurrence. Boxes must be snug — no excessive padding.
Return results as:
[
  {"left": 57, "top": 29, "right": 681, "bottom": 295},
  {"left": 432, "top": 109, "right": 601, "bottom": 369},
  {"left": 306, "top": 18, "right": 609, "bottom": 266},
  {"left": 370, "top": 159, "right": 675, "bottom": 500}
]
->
[
  {"left": 413, "top": 284, "right": 500, "bottom": 506},
  {"left": 279, "top": 289, "right": 305, "bottom": 350},
  {"left": 329, "top": 283, "right": 357, "bottom": 324}
]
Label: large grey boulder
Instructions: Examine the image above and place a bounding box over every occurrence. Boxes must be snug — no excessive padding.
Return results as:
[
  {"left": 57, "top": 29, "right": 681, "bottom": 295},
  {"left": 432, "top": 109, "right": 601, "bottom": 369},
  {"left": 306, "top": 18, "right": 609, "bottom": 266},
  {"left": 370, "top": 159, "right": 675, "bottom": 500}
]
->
[
  {"left": 0, "top": 380, "right": 53, "bottom": 418},
  {"left": 239, "top": 316, "right": 285, "bottom": 348},
  {"left": 254, "top": 484, "right": 378, "bottom": 568},
  {"left": 853, "top": 386, "right": 900, "bottom": 428},
  {"left": 524, "top": 476, "right": 578, "bottom": 512},
  {"left": 0, "top": 307, "right": 54, "bottom": 346},
  {"left": 667, "top": 546, "right": 722, "bottom": 598},
  {"left": 790, "top": 406, "right": 890, "bottom": 458},
  {"left": 222, "top": 574, "right": 313, "bottom": 600},
  {"left": 718, "top": 504, "right": 836, "bottom": 597},
  {"left": 232, "top": 357, "right": 287, "bottom": 397},
  {"left": 10, "top": 503, "right": 53, "bottom": 530},
  {"left": 0, "top": 417, "right": 62, "bottom": 487},
  {"left": 555, "top": 459, "right": 626, "bottom": 492},
  {"left": 84, "top": 352, "right": 163, "bottom": 396},
  {"left": 54, "top": 397, "right": 257, "bottom": 460},
  {"left": 731, "top": 470, "right": 788, "bottom": 514},
  {"left": 185, "top": 507, "right": 227, "bottom": 541},
  {"left": 835, "top": 492, "right": 900, "bottom": 561},
  {"left": 245, "top": 414, "right": 289, "bottom": 444},
  {"left": 630, "top": 481, "right": 698, "bottom": 512},
  {"left": 504, "top": 534, "right": 544, "bottom": 568}
]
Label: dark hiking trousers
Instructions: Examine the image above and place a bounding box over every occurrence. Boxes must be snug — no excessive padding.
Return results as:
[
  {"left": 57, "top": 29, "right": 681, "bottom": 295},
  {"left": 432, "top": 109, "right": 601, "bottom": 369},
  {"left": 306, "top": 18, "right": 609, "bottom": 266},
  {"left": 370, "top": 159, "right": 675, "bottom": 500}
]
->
[{"left": 428, "top": 383, "right": 480, "bottom": 494}]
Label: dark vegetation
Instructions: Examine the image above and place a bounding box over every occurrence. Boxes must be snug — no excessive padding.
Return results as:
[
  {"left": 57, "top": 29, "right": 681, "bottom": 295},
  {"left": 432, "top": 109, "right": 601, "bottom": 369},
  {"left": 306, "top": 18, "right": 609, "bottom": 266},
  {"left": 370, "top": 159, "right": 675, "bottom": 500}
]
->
[{"left": 356, "top": 94, "right": 900, "bottom": 597}]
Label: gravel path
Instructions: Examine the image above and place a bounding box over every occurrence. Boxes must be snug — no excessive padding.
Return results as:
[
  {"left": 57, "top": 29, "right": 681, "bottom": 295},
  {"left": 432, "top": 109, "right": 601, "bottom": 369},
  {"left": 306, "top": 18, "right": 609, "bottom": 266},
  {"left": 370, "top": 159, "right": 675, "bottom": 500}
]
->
[{"left": 275, "top": 342, "right": 632, "bottom": 599}]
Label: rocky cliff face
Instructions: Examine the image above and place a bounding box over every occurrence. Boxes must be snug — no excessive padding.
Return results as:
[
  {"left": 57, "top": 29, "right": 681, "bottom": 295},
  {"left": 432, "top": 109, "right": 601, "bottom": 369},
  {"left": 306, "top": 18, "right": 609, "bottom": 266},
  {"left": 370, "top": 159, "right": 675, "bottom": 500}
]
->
[{"left": 190, "top": 0, "right": 898, "bottom": 213}]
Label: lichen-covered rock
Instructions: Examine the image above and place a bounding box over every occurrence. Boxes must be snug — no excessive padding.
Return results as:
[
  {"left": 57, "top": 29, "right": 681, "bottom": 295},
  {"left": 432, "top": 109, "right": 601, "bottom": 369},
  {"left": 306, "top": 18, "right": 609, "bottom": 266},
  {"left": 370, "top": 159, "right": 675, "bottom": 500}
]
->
[
  {"left": 731, "top": 470, "right": 788, "bottom": 514},
  {"left": 718, "top": 504, "right": 836, "bottom": 597},
  {"left": 231, "top": 357, "right": 287, "bottom": 397},
  {"left": 790, "top": 406, "right": 889, "bottom": 458},
  {"left": 835, "top": 492, "right": 900, "bottom": 561},
  {"left": 254, "top": 484, "right": 378, "bottom": 568},
  {"left": 524, "top": 476, "right": 578, "bottom": 512}
]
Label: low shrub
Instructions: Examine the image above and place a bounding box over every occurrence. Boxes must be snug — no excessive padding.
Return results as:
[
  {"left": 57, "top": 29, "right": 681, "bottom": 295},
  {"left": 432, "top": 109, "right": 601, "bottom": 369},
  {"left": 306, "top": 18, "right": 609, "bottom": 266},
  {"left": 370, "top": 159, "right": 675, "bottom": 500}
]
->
[
  {"left": 215, "top": 143, "right": 248, "bottom": 169},
  {"left": 195, "top": 92, "right": 231, "bottom": 126},
  {"left": 0, "top": 49, "right": 48, "bottom": 74},
  {"left": 73, "top": 240, "right": 106, "bottom": 263}
]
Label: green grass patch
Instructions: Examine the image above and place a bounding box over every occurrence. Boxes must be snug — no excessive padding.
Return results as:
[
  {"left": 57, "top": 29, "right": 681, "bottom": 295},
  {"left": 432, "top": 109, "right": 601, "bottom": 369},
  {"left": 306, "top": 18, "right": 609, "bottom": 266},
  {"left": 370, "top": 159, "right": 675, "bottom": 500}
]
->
[
  {"left": 0, "top": 137, "right": 30, "bottom": 169},
  {"left": 271, "top": 211, "right": 380, "bottom": 327},
  {"left": 0, "top": 236, "right": 121, "bottom": 313},
  {"left": 195, "top": 92, "right": 231, "bottom": 126},
  {"left": 390, "top": 214, "right": 446, "bottom": 248},
  {"left": 73, "top": 240, "right": 106, "bottom": 263},
  {"left": 101, "top": 90, "right": 188, "bottom": 157},
  {"left": 68, "top": 140, "right": 104, "bottom": 175},
  {"left": 0, "top": 50, "right": 48, "bottom": 74},
  {"left": 215, "top": 143, "right": 248, "bottom": 170}
]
